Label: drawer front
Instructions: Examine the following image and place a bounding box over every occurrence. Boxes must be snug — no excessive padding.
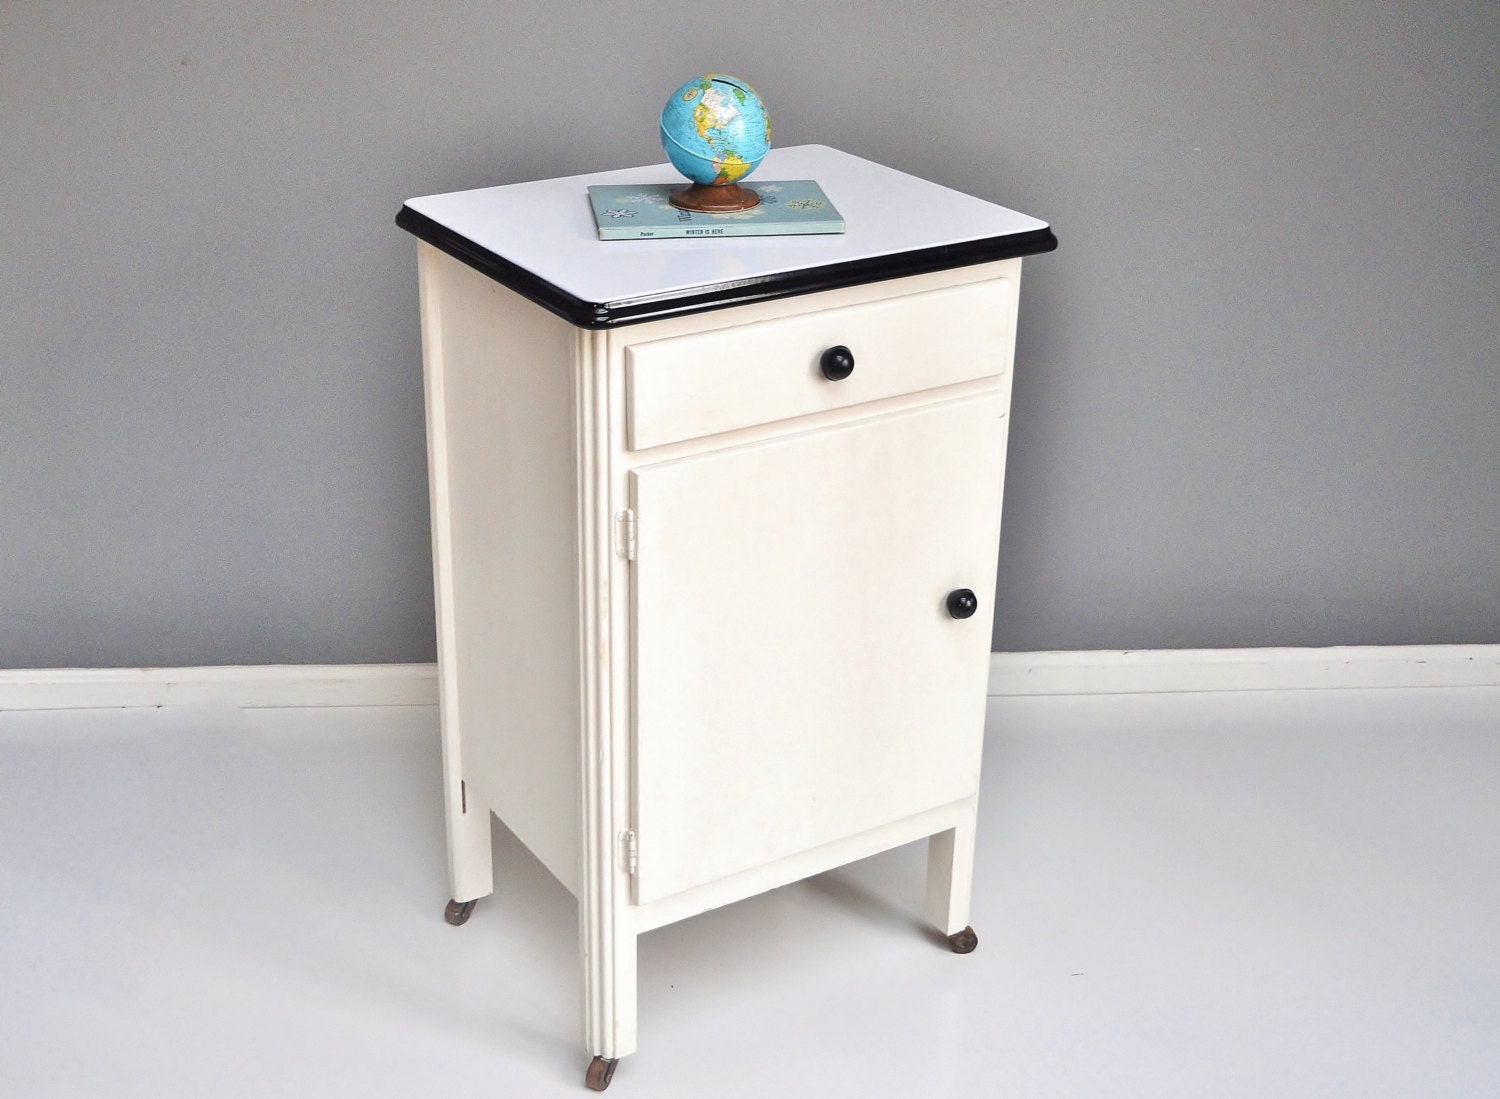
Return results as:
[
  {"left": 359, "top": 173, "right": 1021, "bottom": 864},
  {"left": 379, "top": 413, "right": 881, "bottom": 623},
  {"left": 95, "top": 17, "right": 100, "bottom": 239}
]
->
[{"left": 625, "top": 277, "right": 1013, "bottom": 450}]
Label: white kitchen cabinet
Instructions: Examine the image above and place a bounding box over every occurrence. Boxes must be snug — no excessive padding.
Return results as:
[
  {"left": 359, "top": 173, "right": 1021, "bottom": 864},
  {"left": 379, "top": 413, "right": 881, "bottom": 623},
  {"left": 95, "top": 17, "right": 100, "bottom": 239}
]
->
[{"left": 397, "top": 145, "right": 1055, "bottom": 1090}]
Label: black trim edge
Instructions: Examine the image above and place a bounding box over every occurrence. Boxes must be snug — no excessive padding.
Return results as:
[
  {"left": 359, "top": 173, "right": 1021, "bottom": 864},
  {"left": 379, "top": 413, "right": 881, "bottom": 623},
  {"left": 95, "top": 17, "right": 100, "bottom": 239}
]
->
[{"left": 397, "top": 205, "right": 1057, "bottom": 330}]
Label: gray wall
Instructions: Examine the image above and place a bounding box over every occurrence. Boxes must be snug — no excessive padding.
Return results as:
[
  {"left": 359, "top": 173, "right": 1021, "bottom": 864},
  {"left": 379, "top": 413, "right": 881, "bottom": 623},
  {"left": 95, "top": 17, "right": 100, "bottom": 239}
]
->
[{"left": 2, "top": 1, "right": 1495, "bottom": 668}]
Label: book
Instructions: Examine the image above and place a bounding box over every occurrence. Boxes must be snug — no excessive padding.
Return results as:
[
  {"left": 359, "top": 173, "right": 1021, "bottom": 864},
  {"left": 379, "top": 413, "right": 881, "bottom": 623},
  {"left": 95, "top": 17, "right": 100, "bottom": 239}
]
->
[{"left": 587, "top": 180, "right": 845, "bottom": 240}]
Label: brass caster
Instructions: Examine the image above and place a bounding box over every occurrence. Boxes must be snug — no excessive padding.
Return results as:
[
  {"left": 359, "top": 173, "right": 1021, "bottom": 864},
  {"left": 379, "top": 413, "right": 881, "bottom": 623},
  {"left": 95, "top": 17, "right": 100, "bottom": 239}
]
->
[
  {"left": 948, "top": 926, "right": 978, "bottom": 954},
  {"left": 585, "top": 1056, "right": 618, "bottom": 1091},
  {"left": 444, "top": 898, "right": 477, "bottom": 926}
]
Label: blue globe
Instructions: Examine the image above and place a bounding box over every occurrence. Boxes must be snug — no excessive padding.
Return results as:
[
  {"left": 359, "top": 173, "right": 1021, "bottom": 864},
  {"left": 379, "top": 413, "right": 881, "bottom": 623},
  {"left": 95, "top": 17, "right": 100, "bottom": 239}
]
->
[{"left": 659, "top": 75, "right": 772, "bottom": 186}]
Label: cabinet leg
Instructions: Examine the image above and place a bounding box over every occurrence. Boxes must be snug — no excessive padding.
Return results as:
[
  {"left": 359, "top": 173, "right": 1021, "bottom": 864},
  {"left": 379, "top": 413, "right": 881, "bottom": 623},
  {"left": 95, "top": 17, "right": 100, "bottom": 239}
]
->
[
  {"left": 925, "top": 801, "right": 978, "bottom": 943},
  {"left": 445, "top": 777, "right": 494, "bottom": 911},
  {"left": 581, "top": 898, "right": 637, "bottom": 1078}
]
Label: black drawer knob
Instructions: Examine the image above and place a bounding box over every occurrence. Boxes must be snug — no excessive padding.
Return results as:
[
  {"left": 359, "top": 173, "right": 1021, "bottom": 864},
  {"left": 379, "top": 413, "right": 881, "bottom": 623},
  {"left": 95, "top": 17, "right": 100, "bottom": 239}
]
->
[
  {"left": 946, "top": 589, "right": 979, "bottom": 620},
  {"left": 819, "top": 345, "right": 855, "bottom": 381}
]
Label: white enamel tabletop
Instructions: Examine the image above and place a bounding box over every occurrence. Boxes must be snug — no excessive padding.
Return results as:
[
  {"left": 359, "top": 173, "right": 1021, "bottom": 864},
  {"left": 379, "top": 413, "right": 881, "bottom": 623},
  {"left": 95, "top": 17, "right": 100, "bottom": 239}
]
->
[{"left": 402, "top": 145, "right": 1050, "bottom": 306}]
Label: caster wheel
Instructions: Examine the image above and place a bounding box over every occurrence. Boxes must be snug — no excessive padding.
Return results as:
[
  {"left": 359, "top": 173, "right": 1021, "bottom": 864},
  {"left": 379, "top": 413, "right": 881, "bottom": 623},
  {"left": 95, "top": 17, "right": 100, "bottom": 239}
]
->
[
  {"left": 948, "top": 926, "right": 978, "bottom": 954},
  {"left": 444, "top": 899, "right": 477, "bottom": 926},
  {"left": 585, "top": 1056, "right": 618, "bottom": 1091}
]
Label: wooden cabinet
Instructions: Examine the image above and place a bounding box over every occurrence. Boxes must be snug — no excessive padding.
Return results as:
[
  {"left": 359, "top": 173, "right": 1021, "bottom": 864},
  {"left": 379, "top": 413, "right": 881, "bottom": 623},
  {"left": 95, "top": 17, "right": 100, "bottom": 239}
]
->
[{"left": 399, "top": 145, "right": 1055, "bottom": 1089}]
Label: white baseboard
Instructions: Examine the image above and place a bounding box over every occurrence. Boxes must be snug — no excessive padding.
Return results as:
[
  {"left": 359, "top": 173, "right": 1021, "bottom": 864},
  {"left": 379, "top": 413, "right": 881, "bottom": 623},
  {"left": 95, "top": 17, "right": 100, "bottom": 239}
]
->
[
  {"left": 989, "top": 645, "right": 1500, "bottom": 697},
  {"left": 0, "top": 664, "right": 440, "bottom": 712},
  {"left": 5, "top": 646, "right": 1497, "bottom": 713}
]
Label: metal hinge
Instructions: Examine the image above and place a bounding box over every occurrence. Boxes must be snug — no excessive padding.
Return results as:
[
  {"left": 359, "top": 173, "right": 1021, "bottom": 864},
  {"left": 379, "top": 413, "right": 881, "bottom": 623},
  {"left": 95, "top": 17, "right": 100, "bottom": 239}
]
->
[
  {"left": 621, "top": 829, "right": 638, "bottom": 876},
  {"left": 616, "top": 509, "right": 637, "bottom": 561}
]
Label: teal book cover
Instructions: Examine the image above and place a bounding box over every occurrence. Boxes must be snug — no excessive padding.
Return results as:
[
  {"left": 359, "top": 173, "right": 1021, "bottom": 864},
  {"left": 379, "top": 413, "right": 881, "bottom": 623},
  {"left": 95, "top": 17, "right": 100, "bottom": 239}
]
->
[{"left": 587, "top": 180, "right": 845, "bottom": 240}]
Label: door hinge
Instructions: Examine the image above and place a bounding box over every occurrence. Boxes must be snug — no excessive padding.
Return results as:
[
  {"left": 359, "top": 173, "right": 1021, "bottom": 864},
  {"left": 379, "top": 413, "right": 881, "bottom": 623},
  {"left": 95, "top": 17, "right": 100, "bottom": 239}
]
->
[
  {"left": 621, "top": 829, "right": 638, "bottom": 876},
  {"left": 616, "top": 509, "right": 637, "bottom": 561}
]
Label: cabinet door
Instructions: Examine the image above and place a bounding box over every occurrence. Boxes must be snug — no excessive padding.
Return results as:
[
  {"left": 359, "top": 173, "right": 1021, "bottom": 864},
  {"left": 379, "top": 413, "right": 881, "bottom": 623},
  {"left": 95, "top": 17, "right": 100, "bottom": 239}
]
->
[{"left": 631, "top": 392, "right": 1008, "bottom": 904}]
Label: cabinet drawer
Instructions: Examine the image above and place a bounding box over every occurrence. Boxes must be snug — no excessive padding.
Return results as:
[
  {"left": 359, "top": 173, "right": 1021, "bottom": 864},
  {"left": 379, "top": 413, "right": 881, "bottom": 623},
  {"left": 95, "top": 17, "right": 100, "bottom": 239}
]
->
[{"left": 625, "top": 278, "right": 1013, "bottom": 450}]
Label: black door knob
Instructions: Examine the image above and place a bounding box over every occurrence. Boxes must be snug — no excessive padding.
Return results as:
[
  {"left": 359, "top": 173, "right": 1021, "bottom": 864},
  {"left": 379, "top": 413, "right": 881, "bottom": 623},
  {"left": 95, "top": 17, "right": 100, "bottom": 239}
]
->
[
  {"left": 946, "top": 588, "right": 979, "bottom": 620},
  {"left": 819, "top": 345, "right": 855, "bottom": 381}
]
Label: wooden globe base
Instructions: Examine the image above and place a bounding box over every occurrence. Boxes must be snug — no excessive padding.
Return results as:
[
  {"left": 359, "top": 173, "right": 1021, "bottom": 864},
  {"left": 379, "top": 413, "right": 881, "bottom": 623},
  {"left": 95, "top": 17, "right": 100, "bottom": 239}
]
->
[{"left": 669, "top": 182, "right": 761, "bottom": 213}]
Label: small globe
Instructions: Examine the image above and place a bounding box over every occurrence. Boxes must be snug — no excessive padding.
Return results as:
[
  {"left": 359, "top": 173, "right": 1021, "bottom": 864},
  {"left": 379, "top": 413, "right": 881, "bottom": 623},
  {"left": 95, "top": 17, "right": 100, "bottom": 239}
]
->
[{"left": 659, "top": 75, "right": 772, "bottom": 188}]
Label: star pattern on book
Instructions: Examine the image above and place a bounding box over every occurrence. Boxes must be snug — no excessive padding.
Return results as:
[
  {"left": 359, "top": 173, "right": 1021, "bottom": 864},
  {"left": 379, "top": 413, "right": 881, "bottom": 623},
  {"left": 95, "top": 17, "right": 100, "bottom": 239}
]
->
[{"left": 601, "top": 208, "right": 637, "bottom": 219}]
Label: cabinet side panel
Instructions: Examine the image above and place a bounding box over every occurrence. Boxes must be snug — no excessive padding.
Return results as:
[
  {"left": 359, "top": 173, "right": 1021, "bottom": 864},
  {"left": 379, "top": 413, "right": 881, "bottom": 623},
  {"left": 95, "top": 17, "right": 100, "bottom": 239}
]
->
[{"left": 423, "top": 244, "right": 581, "bottom": 895}]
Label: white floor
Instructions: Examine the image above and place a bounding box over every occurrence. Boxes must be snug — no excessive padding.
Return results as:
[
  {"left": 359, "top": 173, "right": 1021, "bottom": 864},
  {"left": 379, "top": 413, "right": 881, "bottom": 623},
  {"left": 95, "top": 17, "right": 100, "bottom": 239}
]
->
[{"left": 2, "top": 687, "right": 1497, "bottom": 1097}]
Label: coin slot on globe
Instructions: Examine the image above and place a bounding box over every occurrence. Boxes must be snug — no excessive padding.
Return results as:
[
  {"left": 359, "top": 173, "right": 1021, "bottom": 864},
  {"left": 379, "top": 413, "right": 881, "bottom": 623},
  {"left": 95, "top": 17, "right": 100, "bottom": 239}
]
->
[{"left": 659, "top": 75, "right": 772, "bottom": 213}]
